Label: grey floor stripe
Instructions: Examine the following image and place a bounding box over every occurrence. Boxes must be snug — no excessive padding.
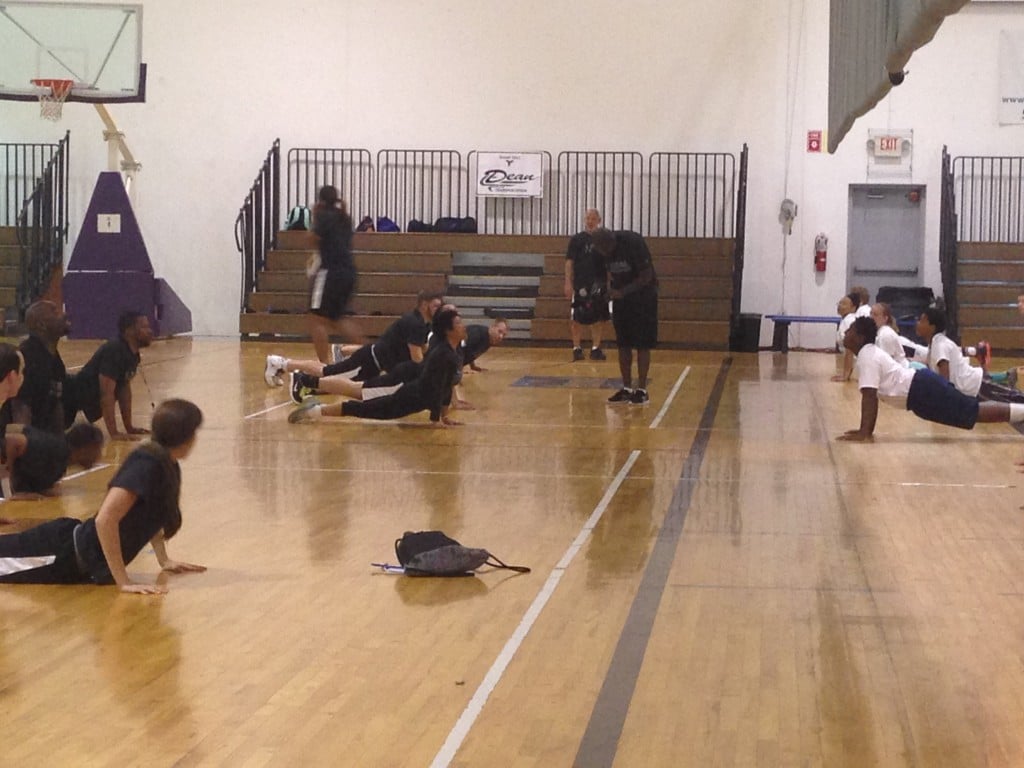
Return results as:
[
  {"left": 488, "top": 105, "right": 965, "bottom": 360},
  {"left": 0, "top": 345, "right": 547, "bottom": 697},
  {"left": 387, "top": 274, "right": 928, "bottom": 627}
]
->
[{"left": 573, "top": 358, "right": 733, "bottom": 768}]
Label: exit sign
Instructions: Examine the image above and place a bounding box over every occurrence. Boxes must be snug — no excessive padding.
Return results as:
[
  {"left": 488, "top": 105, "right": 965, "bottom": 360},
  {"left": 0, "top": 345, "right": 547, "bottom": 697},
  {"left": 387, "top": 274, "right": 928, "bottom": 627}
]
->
[{"left": 874, "top": 136, "right": 902, "bottom": 157}]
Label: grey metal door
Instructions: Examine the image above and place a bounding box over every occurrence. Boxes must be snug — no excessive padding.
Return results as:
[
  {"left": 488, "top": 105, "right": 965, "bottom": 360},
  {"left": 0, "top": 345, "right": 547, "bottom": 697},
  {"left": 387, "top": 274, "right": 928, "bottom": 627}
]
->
[{"left": 847, "top": 184, "right": 926, "bottom": 302}]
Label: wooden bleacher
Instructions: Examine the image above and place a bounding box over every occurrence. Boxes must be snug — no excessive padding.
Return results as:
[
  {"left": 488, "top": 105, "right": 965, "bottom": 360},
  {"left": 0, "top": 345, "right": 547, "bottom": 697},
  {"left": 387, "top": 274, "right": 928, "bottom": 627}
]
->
[
  {"left": 956, "top": 242, "right": 1024, "bottom": 351},
  {"left": 239, "top": 231, "right": 737, "bottom": 348}
]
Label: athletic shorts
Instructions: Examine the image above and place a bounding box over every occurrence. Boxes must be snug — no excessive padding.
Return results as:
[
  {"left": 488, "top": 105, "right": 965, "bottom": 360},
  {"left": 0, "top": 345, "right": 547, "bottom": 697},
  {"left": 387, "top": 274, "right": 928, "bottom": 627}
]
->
[
  {"left": 310, "top": 268, "right": 355, "bottom": 321},
  {"left": 611, "top": 292, "right": 658, "bottom": 350},
  {"left": 907, "top": 368, "right": 979, "bottom": 430}
]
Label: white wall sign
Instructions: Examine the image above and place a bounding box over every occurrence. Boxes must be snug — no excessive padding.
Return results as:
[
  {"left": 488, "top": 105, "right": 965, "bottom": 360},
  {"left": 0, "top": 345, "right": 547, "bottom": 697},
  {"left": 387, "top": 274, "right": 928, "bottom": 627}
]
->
[
  {"left": 97, "top": 213, "right": 121, "bottom": 233},
  {"left": 999, "top": 31, "right": 1024, "bottom": 125},
  {"left": 476, "top": 152, "right": 543, "bottom": 197}
]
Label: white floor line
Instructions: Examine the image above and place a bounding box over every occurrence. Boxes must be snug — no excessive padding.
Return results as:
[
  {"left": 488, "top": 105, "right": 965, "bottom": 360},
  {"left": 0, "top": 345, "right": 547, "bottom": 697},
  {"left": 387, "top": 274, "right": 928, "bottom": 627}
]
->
[
  {"left": 244, "top": 401, "right": 293, "bottom": 419},
  {"left": 649, "top": 366, "right": 691, "bottom": 429},
  {"left": 63, "top": 463, "right": 111, "bottom": 482},
  {"left": 896, "top": 481, "right": 1015, "bottom": 489},
  {"left": 430, "top": 449, "right": 641, "bottom": 768}
]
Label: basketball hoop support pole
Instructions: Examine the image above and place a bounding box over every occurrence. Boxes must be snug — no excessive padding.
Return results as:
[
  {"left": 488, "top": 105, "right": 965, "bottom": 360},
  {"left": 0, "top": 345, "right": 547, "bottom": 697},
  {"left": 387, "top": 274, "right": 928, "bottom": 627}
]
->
[{"left": 94, "top": 103, "right": 141, "bottom": 200}]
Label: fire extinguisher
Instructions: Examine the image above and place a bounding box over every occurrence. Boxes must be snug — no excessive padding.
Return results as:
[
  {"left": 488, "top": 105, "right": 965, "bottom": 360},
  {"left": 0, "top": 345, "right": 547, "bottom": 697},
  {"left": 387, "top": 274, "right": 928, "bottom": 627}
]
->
[{"left": 814, "top": 233, "right": 828, "bottom": 272}]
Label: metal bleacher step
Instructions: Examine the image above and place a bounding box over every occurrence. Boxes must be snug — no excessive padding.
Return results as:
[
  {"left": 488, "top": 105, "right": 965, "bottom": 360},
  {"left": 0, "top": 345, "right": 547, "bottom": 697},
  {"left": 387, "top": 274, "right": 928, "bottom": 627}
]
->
[{"left": 446, "top": 251, "right": 542, "bottom": 335}]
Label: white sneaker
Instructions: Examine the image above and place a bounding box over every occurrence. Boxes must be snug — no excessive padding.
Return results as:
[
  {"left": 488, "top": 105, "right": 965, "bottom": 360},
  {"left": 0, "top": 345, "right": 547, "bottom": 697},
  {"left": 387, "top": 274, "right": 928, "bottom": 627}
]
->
[
  {"left": 264, "top": 354, "right": 287, "bottom": 387},
  {"left": 330, "top": 343, "right": 345, "bottom": 364},
  {"left": 288, "top": 398, "right": 323, "bottom": 423}
]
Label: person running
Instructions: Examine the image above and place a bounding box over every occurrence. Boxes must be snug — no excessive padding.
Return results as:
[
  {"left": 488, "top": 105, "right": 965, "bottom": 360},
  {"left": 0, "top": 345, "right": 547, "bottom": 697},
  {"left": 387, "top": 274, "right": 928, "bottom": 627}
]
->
[
  {"left": 63, "top": 310, "right": 153, "bottom": 441},
  {"left": 308, "top": 185, "right": 362, "bottom": 363},
  {"left": 288, "top": 307, "right": 465, "bottom": 427},
  {"left": 590, "top": 227, "right": 658, "bottom": 405},
  {"left": 2, "top": 423, "right": 104, "bottom": 499},
  {"left": 0, "top": 399, "right": 206, "bottom": 593},
  {"left": 837, "top": 317, "right": 1024, "bottom": 441},
  {"left": 564, "top": 208, "right": 608, "bottom": 361}
]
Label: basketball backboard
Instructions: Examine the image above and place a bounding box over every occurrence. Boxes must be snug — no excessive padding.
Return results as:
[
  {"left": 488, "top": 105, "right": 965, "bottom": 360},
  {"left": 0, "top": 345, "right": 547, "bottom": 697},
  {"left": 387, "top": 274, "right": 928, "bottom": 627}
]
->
[{"left": 0, "top": 1, "right": 144, "bottom": 104}]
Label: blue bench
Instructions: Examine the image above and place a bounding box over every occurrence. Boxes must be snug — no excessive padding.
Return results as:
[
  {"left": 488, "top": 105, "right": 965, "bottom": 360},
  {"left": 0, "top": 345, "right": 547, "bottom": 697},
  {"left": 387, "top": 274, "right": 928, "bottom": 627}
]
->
[
  {"left": 765, "top": 314, "right": 920, "bottom": 352},
  {"left": 764, "top": 315, "right": 838, "bottom": 352}
]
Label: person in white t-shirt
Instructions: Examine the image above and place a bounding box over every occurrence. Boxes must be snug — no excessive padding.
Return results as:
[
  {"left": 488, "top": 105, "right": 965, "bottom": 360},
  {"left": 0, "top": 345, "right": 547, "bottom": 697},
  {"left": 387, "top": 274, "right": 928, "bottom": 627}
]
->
[
  {"left": 851, "top": 286, "right": 872, "bottom": 319},
  {"left": 837, "top": 317, "right": 1024, "bottom": 442},
  {"left": 832, "top": 294, "right": 859, "bottom": 382},
  {"left": 917, "top": 307, "right": 984, "bottom": 397},
  {"left": 870, "top": 302, "right": 909, "bottom": 367}
]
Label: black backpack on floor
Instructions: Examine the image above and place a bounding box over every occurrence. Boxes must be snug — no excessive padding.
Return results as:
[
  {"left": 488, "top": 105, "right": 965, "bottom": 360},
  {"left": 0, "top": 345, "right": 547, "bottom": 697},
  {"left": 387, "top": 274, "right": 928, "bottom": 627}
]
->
[{"left": 381, "top": 530, "right": 531, "bottom": 577}]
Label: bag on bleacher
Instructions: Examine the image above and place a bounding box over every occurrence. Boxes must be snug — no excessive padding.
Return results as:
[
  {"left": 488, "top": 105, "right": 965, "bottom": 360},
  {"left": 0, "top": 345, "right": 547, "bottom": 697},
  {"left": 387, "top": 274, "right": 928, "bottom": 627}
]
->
[
  {"left": 285, "top": 205, "right": 311, "bottom": 231},
  {"left": 376, "top": 216, "right": 400, "bottom": 233},
  {"left": 407, "top": 219, "right": 433, "bottom": 232},
  {"left": 434, "top": 216, "right": 477, "bottom": 234}
]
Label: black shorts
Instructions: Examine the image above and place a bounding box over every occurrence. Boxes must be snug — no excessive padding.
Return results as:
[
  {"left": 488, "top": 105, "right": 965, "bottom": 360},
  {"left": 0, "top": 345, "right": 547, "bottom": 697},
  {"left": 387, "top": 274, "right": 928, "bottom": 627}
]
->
[
  {"left": 572, "top": 287, "right": 610, "bottom": 325},
  {"left": 611, "top": 291, "right": 658, "bottom": 349},
  {"left": 907, "top": 368, "right": 979, "bottom": 430},
  {"left": 310, "top": 268, "right": 355, "bottom": 321}
]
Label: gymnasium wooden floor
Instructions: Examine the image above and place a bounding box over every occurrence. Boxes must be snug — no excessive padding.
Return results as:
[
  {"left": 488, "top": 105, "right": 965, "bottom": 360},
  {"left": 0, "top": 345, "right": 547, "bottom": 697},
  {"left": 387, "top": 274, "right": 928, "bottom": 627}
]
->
[{"left": 2, "top": 338, "right": 1024, "bottom": 767}]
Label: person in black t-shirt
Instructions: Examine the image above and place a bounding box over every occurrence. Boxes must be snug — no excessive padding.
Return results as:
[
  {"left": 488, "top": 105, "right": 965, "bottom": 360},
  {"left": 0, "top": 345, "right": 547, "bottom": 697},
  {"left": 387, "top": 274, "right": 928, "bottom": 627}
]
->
[
  {"left": 288, "top": 307, "right": 466, "bottom": 427},
  {"left": 64, "top": 310, "right": 153, "bottom": 441},
  {"left": 0, "top": 344, "right": 25, "bottom": 524},
  {"left": 2, "top": 423, "right": 104, "bottom": 498},
  {"left": 0, "top": 399, "right": 206, "bottom": 594},
  {"left": 590, "top": 228, "right": 659, "bottom": 406},
  {"left": 446, "top": 317, "right": 510, "bottom": 410},
  {"left": 564, "top": 208, "right": 609, "bottom": 362},
  {"left": 269, "top": 291, "right": 444, "bottom": 401},
  {"left": 308, "top": 185, "right": 363, "bottom": 363},
  {"left": 7, "top": 300, "right": 70, "bottom": 436},
  {"left": 462, "top": 318, "right": 510, "bottom": 372}
]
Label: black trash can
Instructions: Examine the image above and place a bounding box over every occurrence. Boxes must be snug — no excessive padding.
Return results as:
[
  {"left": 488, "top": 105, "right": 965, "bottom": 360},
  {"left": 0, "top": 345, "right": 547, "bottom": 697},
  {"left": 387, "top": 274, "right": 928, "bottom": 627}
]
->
[{"left": 730, "top": 313, "right": 762, "bottom": 352}]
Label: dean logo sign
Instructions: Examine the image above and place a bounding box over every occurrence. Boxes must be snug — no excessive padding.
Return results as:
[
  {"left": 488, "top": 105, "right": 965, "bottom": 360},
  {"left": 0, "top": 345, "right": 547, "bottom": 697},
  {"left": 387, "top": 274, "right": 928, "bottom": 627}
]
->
[
  {"left": 479, "top": 169, "right": 536, "bottom": 190},
  {"left": 475, "top": 152, "right": 544, "bottom": 198}
]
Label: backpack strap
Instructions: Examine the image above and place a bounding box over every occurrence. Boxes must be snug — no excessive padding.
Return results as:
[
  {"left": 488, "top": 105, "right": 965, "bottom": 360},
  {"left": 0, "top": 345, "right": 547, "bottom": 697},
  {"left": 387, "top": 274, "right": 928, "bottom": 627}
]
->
[{"left": 484, "top": 553, "right": 531, "bottom": 574}]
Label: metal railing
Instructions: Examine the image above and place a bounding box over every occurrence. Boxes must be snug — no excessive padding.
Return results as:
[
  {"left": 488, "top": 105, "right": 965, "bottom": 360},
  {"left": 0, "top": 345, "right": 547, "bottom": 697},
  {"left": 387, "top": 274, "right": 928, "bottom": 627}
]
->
[
  {"left": 648, "top": 152, "right": 736, "bottom": 238},
  {"left": 554, "top": 151, "right": 645, "bottom": 234},
  {"left": 939, "top": 148, "right": 960, "bottom": 340},
  {"left": 951, "top": 154, "right": 1024, "bottom": 243},
  {"left": 730, "top": 144, "right": 749, "bottom": 329},
  {"left": 376, "top": 149, "right": 464, "bottom": 230},
  {"left": 274, "top": 145, "right": 741, "bottom": 237},
  {"left": 286, "top": 148, "right": 372, "bottom": 223},
  {"left": 2, "top": 137, "right": 64, "bottom": 227},
  {"left": 235, "top": 139, "right": 280, "bottom": 311},
  {"left": 14, "top": 131, "right": 70, "bottom": 317}
]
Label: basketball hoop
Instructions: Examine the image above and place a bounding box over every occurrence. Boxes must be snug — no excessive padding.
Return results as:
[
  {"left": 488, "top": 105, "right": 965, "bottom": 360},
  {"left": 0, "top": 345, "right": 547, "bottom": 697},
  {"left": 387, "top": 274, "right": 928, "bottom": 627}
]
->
[{"left": 30, "top": 79, "right": 75, "bottom": 121}]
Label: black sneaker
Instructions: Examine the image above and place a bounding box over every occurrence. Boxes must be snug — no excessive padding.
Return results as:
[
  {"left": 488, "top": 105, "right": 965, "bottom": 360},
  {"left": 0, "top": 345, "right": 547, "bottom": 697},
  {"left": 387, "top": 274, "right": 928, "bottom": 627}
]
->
[
  {"left": 572, "top": 347, "right": 585, "bottom": 362},
  {"left": 290, "top": 372, "right": 316, "bottom": 404},
  {"left": 630, "top": 388, "right": 650, "bottom": 405},
  {"left": 590, "top": 347, "right": 606, "bottom": 361},
  {"left": 608, "top": 387, "right": 633, "bottom": 403}
]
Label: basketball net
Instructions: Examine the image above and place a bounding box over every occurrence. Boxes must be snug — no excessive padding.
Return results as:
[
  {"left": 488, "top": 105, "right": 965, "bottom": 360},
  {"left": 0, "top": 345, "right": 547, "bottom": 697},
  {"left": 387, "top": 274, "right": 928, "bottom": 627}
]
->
[{"left": 30, "top": 79, "right": 75, "bottom": 121}]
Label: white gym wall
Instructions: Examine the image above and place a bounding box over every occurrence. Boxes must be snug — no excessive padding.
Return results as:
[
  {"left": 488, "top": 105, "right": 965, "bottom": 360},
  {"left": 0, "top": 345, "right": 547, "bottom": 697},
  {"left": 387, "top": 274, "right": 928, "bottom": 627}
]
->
[{"left": 0, "top": 0, "right": 1020, "bottom": 339}]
